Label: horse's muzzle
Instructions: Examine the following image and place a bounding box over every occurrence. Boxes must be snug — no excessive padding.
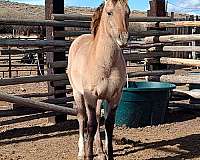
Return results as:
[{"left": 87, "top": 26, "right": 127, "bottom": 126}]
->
[{"left": 116, "top": 32, "right": 129, "bottom": 47}]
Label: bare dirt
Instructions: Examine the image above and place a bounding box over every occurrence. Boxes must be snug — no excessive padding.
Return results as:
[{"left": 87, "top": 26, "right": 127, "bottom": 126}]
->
[{"left": 0, "top": 68, "right": 200, "bottom": 160}]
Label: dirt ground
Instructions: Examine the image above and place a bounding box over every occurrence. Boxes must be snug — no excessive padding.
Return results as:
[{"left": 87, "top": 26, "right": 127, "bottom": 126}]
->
[{"left": 0, "top": 68, "right": 200, "bottom": 160}]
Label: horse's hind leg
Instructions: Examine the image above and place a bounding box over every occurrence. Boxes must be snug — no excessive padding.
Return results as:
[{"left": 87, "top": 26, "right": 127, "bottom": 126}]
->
[
  {"left": 95, "top": 99, "right": 106, "bottom": 160},
  {"left": 73, "top": 90, "right": 86, "bottom": 160}
]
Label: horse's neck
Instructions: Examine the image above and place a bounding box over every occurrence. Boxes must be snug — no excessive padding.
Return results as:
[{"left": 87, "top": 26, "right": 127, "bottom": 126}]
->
[{"left": 94, "top": 24, "right": 119, "bottom": 65}]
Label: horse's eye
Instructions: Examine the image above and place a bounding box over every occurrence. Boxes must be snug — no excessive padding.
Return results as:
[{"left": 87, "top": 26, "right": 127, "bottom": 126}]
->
[{"left": 107, "top": 12, "right": 113, "bottom": 16}]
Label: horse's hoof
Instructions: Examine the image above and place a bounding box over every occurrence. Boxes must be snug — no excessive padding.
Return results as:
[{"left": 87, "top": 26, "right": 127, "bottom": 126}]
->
[
  {"left": 85, "top": 156, "right": 94, "bottom": 160},
  {"left": 77, "top": 156, "right": 84, "bottom": 160},
  {"left": 105, "top": 155, "right": 114, "bottom": 160},
  {"left": 97, "top": 154, "right": 106, "bottom": 160}
]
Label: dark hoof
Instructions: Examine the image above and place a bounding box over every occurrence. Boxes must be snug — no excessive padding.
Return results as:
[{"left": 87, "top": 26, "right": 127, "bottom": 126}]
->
[{"left": 85, "top": 155, "right": 94, "bottom": 160}]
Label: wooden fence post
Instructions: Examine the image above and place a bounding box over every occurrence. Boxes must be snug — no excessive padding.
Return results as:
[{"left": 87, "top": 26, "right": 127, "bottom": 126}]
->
[
  {"left": 195, "top": 15, "right": 200, "bottom": 60},
  {"left": 45, "top": 0, "right": 68, "bottom": 123},
  {"left": 146, "top": 0, "right": 167, "bottom": 81},
  {"left": 37, "top": 27, "right": 45, "bottom": 76},
  {"left": 8, "top": 48, "right": 12, "bottom": 78}
]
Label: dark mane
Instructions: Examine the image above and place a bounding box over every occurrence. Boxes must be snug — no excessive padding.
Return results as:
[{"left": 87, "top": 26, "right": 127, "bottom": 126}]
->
[{"left": 91, "top": 2, "right": 105, "bottom": 37}]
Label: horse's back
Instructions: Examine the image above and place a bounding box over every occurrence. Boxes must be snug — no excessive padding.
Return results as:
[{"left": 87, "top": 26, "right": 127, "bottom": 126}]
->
[{"left": 69, "top": 34, "right": 93, "bottom": 56}]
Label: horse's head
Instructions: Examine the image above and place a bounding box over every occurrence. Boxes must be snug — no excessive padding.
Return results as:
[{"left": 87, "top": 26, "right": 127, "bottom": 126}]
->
[{"left": 103, "top": 0, "right": 130, "bottom": 47}]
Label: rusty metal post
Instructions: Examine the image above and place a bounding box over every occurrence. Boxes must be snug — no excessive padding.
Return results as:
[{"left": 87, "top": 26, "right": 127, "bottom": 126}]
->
[{"left": 45, "top": 0, "right": 67, "bottom": 123}]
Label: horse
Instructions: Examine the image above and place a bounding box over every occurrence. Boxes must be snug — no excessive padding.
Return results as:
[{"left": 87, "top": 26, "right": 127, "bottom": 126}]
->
[{"left": 68, "top": 0, "right": 130, "bottom": 159}]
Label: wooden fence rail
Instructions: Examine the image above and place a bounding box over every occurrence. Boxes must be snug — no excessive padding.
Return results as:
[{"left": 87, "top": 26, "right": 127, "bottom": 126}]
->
[
  {"left": 145, "top": 34, "right": 200, "bottom": 43},
  {"left": 161, "top": 75, "right": 200, "bottom": 84},
  {"left": 0, "top": 18, "right": 90, "bottom": 28},
  {"left": 0, "top": 74, "right": 68, "bottom": 86},
  {"left": 55, "top": 30, "right": 173, "bottom": 38},
  {"left": 0, "top": 92, "right": 77, "bottom": 116},
  {"left": 161, "top": 46, "right": 200, "bottom": 52},
  {"left": 0, "top": 39, "right": 70, "bottom": 47},
  {"left": 123, "top": 52, "right": 170, "bottom": 61},
  {"left": 148, "top": 21, "right": 200, "bottom": 28},
  {"left": 127, "top": 70, "right": 175, "bottom": 77},
  {"left": 52, "top": 14, "right": 172, "bottom": 22},
  {"left": 160, "top": 57, "right": 200, "bottom": 67}
]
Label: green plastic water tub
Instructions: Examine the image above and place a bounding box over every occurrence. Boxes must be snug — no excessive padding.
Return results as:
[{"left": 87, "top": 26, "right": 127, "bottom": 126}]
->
[{"left": 115, "top": 81, "right": 176, "bottom": 128}]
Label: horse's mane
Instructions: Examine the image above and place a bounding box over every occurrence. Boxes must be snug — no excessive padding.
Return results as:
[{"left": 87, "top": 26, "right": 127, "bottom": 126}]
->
[
  {"left": 91, "top": 2, "right": 105, "bottom": 37},
  {"left": 91, "top": 0, "right": 127, "bottom": 37}
]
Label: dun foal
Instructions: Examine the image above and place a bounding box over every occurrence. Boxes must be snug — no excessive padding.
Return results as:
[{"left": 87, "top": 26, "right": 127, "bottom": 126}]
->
[{"left": 68, "top": 0, "right": 130, "bottom": 159}]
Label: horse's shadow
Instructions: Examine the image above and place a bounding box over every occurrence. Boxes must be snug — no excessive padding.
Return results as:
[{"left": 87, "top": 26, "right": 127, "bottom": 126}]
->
[{"left": 114, "top": 133, "right": 200, "bottom": 160}]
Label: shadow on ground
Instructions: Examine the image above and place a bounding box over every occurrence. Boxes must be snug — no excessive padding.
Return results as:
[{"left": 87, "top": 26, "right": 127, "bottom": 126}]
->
[
  {"left": 166, "top": 108, "right": 200, "bottom": 124},
  {"left": 0, "top": 119, "right": 79, "bottom": 146},
  {"left": 114, "top": 133, "right": 200, "bottom": 160}
]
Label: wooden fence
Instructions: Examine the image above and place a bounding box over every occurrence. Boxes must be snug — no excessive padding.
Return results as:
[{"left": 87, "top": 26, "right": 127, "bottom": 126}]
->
[{"left": 0, "top": 0, "right": 199, "bottom": 127}]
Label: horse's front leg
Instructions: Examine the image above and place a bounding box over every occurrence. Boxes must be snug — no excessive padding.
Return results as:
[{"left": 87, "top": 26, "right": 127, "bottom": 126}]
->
[
  {"left": 104, "top": 106, "right": 117, "bottom": 160},
  {"left": 105, "top": 92, "right": 122, "bottom": 160},
  {"left": 73, "top": 91, "right": 86, "bottom": 160},
  {"left": 95, "top": 99, "right": 106, "bottom": 160},
  {"left": 84, "top": 94, "right": 98, "bottom": 160},
  {"left": 85, "top": 107, "right": 97, "bottom": 160}
]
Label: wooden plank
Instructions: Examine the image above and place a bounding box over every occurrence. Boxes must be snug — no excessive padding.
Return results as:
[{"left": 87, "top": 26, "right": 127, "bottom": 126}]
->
[
  {"left": 160, "top": 57, "right": 200, "bottom": 67},
  {"left": 145, "top": 34, "right": 200, "bottom": 43},
  {"left": 0, "top": 109, "right": 41, "bottom": 117},
  {"left": 48, "top": 61, "right": 67, "bottom": 68},
  {"left": 127, "top": 70, "right": 175, "bottom": 78},
  {"left": 51, "top": 80, "right": 70, "bottom": 87},
  {"left": 173, "top": 89, "right": 200, "bottom": 99},
  {"left": 148, "top": 21, "right": 200, "bottom": 28},
  {"left": 161, "top": 75, "right": 200, "bottom": 84},
  {"left": 148, "top": 46, "right": 200, "bottom": 52},
  {"left": 16, "top": 89, "right": 70, "bottom": 98},
  {"left": 52, "top": 14, "right": 171, "bottom": 22},
  {"left": 54, "top": 30, "right": 90, "bottom": 37},
  {"left": 43, "top": 96, "right": 74, "bottom": 104},
  {"left": 0, "top": 111, "right": 65, "bottom": 126},
  {"left": 0, "top": 70, "right": 38, "bottom": 72},
  {"left": 123, "top": 52, "right": 170, "bottom": 61},
  {"left": 0, "top": 74, "right": 68, "bottom": 86},
  {"left": 55, "top": 30, "right": 172, "bottom": 38},
  {"left": 0, "top": 18, "right": 90, "bottom": 28},
  {"left": 127, "top": 42, "right": 171, "bottom": 49},
  {"left": 0, "top": 39, "right": 70, "bottom": 47},
  {"left": 0, "top": 64, "right": 38, "bottom": 67},
  {"left": 0, "top": 92, "right": 77, "bottom": 115},
  {"left": 129, "top": 30, "right": 172, "bottom": 37},
  {"left": 169, "top": 102, "right": 200, "bottom": 109}
]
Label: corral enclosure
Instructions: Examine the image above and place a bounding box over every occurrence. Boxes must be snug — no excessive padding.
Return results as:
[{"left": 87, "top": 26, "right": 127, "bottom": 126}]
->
[{"left": 0, "top": 0, "right": 200, "bottom": 159}]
